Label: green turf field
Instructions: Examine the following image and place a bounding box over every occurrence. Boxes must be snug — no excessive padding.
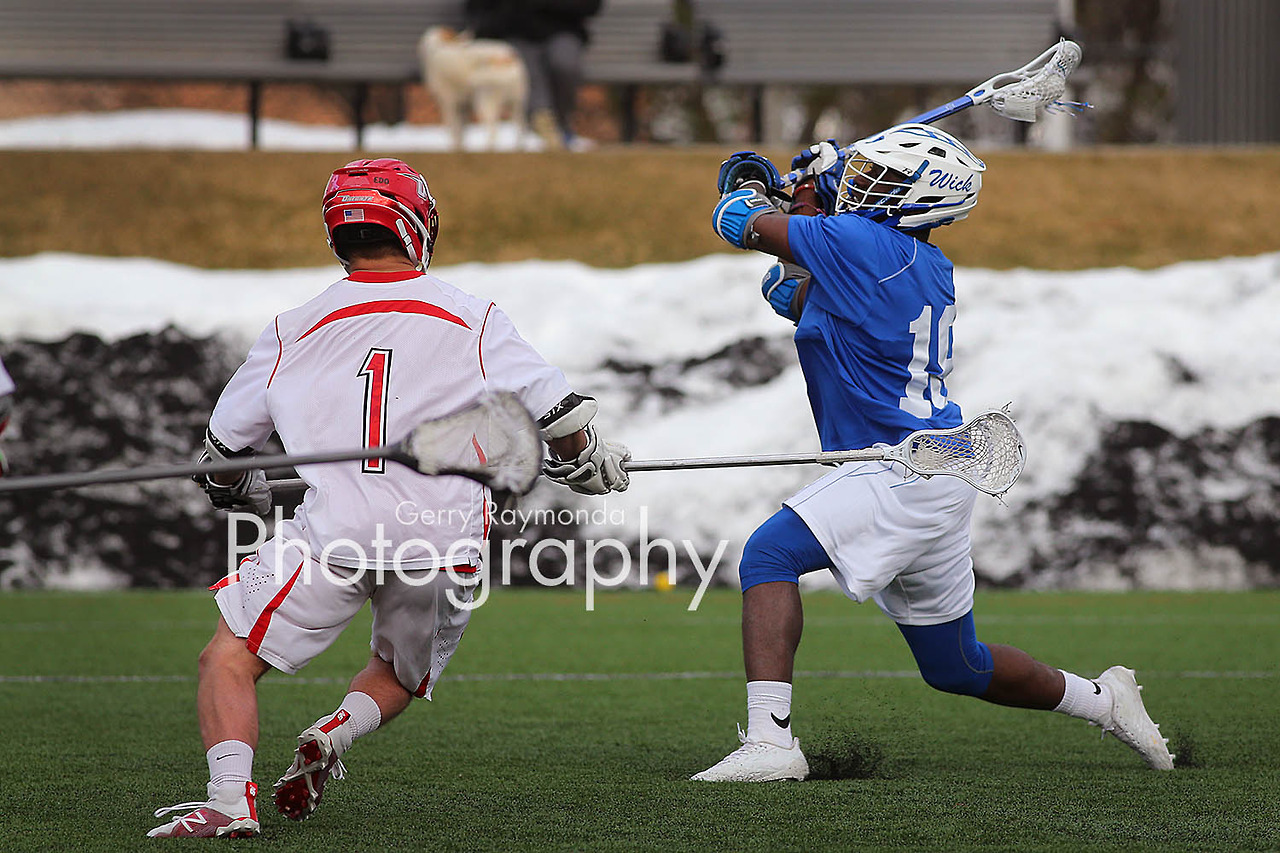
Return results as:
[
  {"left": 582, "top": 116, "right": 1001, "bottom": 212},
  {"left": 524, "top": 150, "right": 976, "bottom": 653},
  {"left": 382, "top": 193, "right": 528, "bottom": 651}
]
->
[{"left": 2, "top": 588, "right": 1278, "bottom": 851}]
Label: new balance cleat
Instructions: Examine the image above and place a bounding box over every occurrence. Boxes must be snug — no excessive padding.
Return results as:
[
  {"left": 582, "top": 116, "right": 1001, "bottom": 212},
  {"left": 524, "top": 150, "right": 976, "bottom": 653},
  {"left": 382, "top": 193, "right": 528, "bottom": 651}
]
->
[
  {"left": 1094, "top": 665, "right": 1175, "bottom": 770},
  {"left": 147, "top": 781, "right": 260, "bottom": 838},
  {"left": 274, "top": 723, "right": 347, "bottom": 820},
  {"left": 691, "top": 725, "right": 809, "bottom": 782}
]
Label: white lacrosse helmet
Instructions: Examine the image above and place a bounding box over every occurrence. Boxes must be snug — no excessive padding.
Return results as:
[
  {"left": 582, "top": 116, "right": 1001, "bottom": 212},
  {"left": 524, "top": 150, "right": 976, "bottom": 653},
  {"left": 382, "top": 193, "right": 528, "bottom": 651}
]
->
[{"left": 835, "top": 123, "right": 986, "bottom": 229}]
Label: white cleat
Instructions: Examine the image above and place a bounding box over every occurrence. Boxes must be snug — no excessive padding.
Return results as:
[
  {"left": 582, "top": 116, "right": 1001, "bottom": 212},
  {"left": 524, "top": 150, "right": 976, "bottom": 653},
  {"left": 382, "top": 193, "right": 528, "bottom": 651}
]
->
[
  {"left": 1094, "top": 665, "right": 1175, "bottom": 770},
  {"left": 147, "top": 781, "right": 260, "bottom": 838},
  {"left": 274, "top": 723, "right": 347, "bottom": 821},
  {"left": 691, "top": 725, "right": 809, "bottom": 782}
]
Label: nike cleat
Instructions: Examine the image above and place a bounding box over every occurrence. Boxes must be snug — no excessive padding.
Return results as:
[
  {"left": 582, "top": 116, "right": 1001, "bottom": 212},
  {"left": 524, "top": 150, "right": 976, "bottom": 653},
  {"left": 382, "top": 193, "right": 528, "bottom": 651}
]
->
[
  {"left": 691, "top": 725, "right": 809, "bottom": 782},
  {"left": 1094, "top": 665, "right": 1175, "bottom": 770},
  {"left": 147, "top": 781, "right": 260, "bottom": 838},
  {"left": 274, "top": 724, "right": 347, "bottom": 820}
]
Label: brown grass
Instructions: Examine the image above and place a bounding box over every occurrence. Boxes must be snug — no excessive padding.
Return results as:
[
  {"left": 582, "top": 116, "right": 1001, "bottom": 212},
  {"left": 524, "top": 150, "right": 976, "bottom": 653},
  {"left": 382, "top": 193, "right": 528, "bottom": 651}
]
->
[{"left": 3, "top": 146, "right": 1278, "bottom": 270}]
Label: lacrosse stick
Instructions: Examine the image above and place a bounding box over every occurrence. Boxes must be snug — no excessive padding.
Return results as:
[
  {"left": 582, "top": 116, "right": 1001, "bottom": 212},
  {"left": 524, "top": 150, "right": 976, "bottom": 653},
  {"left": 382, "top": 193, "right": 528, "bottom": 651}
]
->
[
  {"left": 779, "top": 38, "right": 1087, "bottom": 188},
  {"left": 271, "top": 408, "right": 1025, "bottom": 497},
  {"left": 621, "top": 408, "right": 1025, "bottom": 496},
  {"left": 0, "top": 392, "right": 543, "bottom": 496}
]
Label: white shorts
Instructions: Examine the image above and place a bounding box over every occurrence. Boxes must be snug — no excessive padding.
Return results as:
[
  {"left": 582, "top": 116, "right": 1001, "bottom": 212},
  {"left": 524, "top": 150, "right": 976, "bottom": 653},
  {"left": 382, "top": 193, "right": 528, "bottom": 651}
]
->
[
  {"left": 784, "top": 460, "right": 978, "bottom": 626},
  {"left": 212, "top": 526, "right": 474, "bottom": 699}
]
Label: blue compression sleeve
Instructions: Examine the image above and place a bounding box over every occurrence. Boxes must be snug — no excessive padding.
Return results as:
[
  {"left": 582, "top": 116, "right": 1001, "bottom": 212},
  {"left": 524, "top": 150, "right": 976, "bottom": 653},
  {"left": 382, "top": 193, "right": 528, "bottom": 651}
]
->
[
  {"left": 738, "top": 506, "right": 832, "bottom": 591},
  {"left": 896, "top": 612, "right": 994, "bottom": 696}
]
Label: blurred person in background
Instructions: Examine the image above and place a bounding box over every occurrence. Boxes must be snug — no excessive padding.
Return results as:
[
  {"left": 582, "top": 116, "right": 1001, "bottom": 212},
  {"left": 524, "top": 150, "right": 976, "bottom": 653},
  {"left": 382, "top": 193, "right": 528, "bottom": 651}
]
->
[{"left": 465, "top": 0, "right": 601, "bottom": 150}]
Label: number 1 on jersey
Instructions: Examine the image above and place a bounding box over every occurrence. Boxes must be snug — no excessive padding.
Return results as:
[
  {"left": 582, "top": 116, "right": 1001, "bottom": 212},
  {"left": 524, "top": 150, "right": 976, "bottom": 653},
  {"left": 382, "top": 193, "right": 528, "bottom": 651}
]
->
[
  {"left": 359, "top": 347, "right": 393, "bottom": 473},
  {"left": 900, "top": 304, "right": 955, "bottom": 417}
]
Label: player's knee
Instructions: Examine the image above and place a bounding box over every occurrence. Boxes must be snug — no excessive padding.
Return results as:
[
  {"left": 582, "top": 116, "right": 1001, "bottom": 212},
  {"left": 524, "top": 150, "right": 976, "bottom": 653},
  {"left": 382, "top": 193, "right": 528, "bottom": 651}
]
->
[
  {"left": 737, "top": 526, "right": 802, "bottom": 592},
  {"left": 898, "top": 614, "right": 994, "bottom": 697},
  {"left": 917, "top": 661, "right": 991, "bottom": 696},
  {"left": 197, "top": 634, "right": 236, "bottom": 676}
]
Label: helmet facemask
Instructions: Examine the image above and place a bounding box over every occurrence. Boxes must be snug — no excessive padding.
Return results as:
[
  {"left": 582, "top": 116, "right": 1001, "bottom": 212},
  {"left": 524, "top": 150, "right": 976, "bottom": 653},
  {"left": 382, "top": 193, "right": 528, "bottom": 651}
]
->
[{"left": 834, "top": 155, "right": 914, "bottom": 219}]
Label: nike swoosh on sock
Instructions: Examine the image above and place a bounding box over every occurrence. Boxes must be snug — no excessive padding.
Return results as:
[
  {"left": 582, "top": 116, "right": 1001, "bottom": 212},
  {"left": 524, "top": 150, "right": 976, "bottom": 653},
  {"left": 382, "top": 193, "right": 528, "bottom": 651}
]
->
[{"left": 771, "top": 713, "right": 791, "bottom": 728}]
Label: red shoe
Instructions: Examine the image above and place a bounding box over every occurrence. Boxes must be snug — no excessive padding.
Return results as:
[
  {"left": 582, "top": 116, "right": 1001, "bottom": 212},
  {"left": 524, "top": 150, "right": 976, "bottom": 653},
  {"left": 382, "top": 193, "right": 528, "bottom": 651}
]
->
[
  {"left": 147, "top": 781, "right": 260, "bottom": 838},
  {"left": 273, "top": 724, "right": 346, "bottom": 821}
]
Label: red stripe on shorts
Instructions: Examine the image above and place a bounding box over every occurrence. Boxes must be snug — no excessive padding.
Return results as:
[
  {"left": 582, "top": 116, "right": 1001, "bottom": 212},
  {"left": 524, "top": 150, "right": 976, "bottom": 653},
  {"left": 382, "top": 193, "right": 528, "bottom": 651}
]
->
[
  {"left": 414, "top": 671, "right": 432, "bottom": 698},
  {"left": 245, "top": 559, "right": 305, "bottom": 655},
  {"left": 208, "top": 572, "right": 239, "bottom": 592}
]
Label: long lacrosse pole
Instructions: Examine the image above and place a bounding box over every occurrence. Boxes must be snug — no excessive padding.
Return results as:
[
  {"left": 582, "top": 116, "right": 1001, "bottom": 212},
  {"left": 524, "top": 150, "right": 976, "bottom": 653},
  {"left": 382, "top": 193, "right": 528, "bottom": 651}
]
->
[
  {"left": 267, "top": 447, "right": 897, "bottom": 491},
  {"left": 0, "top": 446, "right": 408, "bottom": 495},
  {"left": 777, "top": 39, "right": 1083, "bottom": 187},
  {"left": 905, "top": 39, "right": 1081, "bottom": 125},
  {"left": 0, "top": 392, "right": 544, "bottom": 497}
]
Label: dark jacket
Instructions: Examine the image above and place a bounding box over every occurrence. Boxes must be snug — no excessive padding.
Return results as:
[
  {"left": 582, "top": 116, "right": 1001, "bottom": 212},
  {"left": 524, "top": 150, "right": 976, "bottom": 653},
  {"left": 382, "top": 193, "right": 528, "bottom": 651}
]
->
[{"left": 465, "top": 0, "right": 602, "bottom": 44}]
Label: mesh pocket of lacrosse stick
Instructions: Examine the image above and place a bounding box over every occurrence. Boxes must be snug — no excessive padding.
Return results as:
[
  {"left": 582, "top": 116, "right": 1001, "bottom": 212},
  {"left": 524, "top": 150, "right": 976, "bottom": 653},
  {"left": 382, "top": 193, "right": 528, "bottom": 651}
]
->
[
  {"left": 989, "top": 39, "right": 1086, "bottom": 122},
  {"left": 399, "top": 392, "right": 544, "bottom": 495},
  {"left": 900, "top": 409, "right": 1026, "bottom": 496}
]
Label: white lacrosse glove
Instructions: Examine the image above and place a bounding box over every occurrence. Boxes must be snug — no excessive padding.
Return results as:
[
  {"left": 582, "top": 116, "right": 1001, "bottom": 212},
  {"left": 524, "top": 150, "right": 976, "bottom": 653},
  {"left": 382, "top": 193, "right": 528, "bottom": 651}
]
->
[
  {"left": 790, "top": 140, "right": 847, "bottom": 214},
  {"left": 192, "top": 451, "right": 272, "bottom": 514},
  {"left": 543, "top": 424, "right": 631, "bottom": 495},
  {"left": 192, "top": 430, "right": 273, "bottom": 514}
]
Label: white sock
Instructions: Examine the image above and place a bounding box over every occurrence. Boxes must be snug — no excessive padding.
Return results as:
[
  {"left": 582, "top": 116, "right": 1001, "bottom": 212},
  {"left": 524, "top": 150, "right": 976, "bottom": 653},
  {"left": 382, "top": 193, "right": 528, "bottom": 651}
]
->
[
  {"left": 207, "top": 740, "right": 254, "bottom": 792},
  {"left": 1053, "top": 670, "right": 1113, "bottom": 723},
  {"left": 745, "top": 680, "right": 794, "bottom": 747},
  {"left": 313, "top": 691, "right": 383, "bottom": 756}
]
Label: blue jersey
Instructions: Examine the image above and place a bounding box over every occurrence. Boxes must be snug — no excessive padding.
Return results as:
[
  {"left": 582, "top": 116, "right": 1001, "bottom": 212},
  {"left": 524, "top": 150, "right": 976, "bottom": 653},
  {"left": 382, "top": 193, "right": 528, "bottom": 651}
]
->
[{"left": 786, "top": 213, "right": 963, "bottom": 451}]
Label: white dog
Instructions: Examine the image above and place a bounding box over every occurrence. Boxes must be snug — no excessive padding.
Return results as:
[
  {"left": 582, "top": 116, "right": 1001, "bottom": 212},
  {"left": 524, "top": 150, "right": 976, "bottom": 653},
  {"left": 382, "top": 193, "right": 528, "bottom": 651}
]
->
[{"left": 419, "top": 25, "right": 528, "bottom": 151}]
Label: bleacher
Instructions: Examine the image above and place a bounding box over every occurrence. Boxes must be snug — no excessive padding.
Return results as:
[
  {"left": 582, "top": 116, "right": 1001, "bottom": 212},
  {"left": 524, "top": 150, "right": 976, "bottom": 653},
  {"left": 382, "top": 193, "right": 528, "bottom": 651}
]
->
[{"left": 0, "top": 0, "right": 1060, "bottom": 146}]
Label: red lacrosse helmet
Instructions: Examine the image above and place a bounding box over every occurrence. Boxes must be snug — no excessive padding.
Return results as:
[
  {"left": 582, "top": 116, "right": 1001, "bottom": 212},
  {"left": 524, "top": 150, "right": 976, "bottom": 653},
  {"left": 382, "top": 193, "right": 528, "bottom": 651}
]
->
[{"left": 322, "top": 158, "right": 440, "bottom": 267}]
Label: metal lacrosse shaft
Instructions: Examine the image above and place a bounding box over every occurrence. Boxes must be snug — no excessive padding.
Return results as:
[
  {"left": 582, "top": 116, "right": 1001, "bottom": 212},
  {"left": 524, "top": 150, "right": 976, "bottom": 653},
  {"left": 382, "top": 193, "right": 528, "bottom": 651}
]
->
[
  {"left": 0, "top": 446, "right": 403, "bottom": 494},
  {"left": 261, "top": 448, "right": 895, "bottom": 490},
  {"left": 624, "top": 448, "right": 889, "bottom": 471}
]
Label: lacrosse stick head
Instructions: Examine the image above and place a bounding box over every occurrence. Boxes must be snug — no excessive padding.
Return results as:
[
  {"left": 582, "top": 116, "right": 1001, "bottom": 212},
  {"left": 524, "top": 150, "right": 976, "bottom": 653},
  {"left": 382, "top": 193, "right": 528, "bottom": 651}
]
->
[
  {"left": 836, "top": 124, "right": 986, "bottom": 229},
  {"left": 985, "top": 39, "right": 1085, "bottom": 122},
  {"left": 901, "top": 409, "right": 1026, "bottom": 496},
  {"left": 396, "top": 392, "right": 544, "bottom": 495}
]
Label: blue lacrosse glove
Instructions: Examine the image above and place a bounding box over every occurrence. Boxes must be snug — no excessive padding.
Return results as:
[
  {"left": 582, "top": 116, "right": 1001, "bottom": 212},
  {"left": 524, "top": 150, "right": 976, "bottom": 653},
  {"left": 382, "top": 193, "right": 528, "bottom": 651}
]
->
[
  {"left": 712, "top": 187, "right": 776, "bottom": 250},
  {"left": 717, "top": 151, "right": 784, "bottom": 196},
  {"left": 790, "top": 140, "right": 848, "bottom": 215},
  {"left": 760, "top": 261, "right": 811, "bottom": 324}
]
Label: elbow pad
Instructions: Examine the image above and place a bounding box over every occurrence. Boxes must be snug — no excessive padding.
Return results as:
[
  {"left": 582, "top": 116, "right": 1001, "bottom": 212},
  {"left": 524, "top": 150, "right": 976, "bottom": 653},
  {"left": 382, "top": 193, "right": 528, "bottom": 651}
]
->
[
  {"left": 712, "top": 186, "right": 776, "bottom": 250},
  {"left": 760, "top": 262, "right": 810, "bottom": 324},
  {"left": 537, "top": 393, "right": 599, "bottom": 441},
  {"left": 204, "top": 428, "right": 256, "bottom": 462}
]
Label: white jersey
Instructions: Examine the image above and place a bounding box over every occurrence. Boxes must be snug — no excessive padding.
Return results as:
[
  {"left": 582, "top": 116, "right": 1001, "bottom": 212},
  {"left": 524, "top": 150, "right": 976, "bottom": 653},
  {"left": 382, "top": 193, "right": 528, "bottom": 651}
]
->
[
  {"left": 209, "top": 269, "right": 572, "bottom": 570},
  {"left": 0, "top": 357, "right": 13, "bottom": 396}
]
